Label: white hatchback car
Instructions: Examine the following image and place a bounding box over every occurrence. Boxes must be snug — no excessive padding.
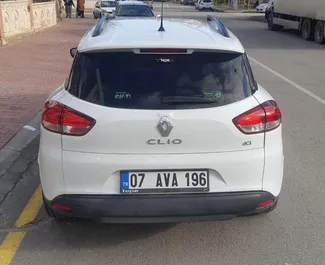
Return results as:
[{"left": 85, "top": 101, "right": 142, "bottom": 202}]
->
[
  {"left": 39, "top": 15, "right": 284, "bottom": 223},
  {"left": 196, "top": 0, "right": 213, "bottom": 11}
]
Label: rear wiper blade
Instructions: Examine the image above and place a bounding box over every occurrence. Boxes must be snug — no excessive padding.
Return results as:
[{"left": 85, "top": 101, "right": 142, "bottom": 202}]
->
[{"left": 161, "top": 96, "right": 218, "bottom": 104}]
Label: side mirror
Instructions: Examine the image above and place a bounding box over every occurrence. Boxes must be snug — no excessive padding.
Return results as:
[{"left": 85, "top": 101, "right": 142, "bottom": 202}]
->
[
  {"left": 70, "top": 47, "right": 77, "bottom": 58},
  {"left": 95, "top": 4, "right": 100, "bottom": 8},
  {"left": 156, "top": 14, "right": 161, "bottom": 18}
]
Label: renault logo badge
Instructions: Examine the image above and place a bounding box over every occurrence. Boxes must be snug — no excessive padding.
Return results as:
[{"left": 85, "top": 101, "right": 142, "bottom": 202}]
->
[{"left": 157, "top": 116, "right": 173, "bottom": 137}]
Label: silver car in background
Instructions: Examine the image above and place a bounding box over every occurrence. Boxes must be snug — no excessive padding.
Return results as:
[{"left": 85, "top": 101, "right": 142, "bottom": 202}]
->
[{"left": 93, "top": 0, "right": 117, "bottom": 18}]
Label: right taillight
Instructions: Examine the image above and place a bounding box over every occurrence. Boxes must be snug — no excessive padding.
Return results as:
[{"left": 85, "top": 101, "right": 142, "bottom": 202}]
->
[
  {"left": 233, "top": 100, "right": 281, "bottom": 134},
  {"left": 42, "top": 100, "right": 96, "bottom": 136}
]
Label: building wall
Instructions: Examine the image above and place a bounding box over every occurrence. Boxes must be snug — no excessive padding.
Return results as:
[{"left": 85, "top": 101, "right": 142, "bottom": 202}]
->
[
  {"left": 32, "top": 2, "right": 56, "bottom": 32},
  {"left": 0, "top": 0, "right": 57, "bottom": 45},
  {"left": 1, "top": 0, "right": 32, "bottom": 38}
]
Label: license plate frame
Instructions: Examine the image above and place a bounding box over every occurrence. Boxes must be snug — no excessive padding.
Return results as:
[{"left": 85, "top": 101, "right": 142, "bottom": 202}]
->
[{"left": 120, "top": 169, "right": 210, "bottom": 194}]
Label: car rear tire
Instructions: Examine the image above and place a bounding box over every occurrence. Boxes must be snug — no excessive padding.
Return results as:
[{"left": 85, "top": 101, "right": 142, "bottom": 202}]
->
[
  {"left": 43, "top": 193, "right": 67, "bottom": 221},
  {"left": 301, "top": 19, "right": 314, "bottom": 41},
  {"left": 267, "top": 12, "right": 283, "bottom": 31},
  {"left": 93, "top": 13, "right": 97, "bottom": 19},
  {"left": 314, "top": 21, "right": 325, "bottom": 44}
]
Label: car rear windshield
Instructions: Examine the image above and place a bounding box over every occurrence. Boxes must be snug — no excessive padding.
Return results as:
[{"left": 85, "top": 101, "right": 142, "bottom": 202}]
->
[
  {"left": 101, "top": 1, "right": 115, "bottom": 7},
  {"left": 67, "top": 52, "right": 256, "bottom": 110},
  {"left": 116, "top": 5, "right": 154, "bottom": 16}
]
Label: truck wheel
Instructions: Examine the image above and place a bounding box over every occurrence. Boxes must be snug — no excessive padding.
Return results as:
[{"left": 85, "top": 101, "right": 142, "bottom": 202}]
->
[
  {"left": 314, "top": 21, "right": 325, "bottom": 44},
  {"left": 301, "top": 19, "right": 314, "bottom": 41},
  {"left": 267, "top": 12, "right": 282, "bottom": 31}
]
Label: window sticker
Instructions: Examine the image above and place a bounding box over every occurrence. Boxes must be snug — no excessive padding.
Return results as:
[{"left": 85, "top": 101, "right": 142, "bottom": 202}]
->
[
  {"left": 203, "top": 91, "right": 223, "bottom": 100},
  {"left": 115, "top": 92, "right": 132, "bottom": 100}
]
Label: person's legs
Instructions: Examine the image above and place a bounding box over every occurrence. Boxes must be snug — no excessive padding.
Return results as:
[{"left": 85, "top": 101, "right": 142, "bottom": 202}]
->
[
  {"left": 65, "top": 5, "right": 69, "bottom": 18},
  {"left": 67, "top": 5, "right": 72, "bottom": 18},
  {"left": 81, "top": 10, "right": 85, "bottom": 18},
  {"left": 76, "top": 5, "right": 79, "bottom": 18}
]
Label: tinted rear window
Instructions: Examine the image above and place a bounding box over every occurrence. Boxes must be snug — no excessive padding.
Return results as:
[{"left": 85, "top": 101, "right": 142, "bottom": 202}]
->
[
  {"left": 101, "top": 1, "right": 116, "bottom": 7},
  {"left": 68, "top": 52, "right": 255, "bottom": 110},
  {"left": 116, "top": 5, "right": 154, "bottom": 16}
]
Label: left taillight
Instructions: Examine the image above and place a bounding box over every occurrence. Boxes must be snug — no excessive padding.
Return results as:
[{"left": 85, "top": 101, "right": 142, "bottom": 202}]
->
[{"left": 42, "top": 100, "right": 96, "bottom": 136}]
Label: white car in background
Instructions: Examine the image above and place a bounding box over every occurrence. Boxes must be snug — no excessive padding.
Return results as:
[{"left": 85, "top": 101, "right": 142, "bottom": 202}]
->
[
  {"left": 119, "top": 0, "right": 154, "bottom": 9},
  {"left": 93, "top": 0, "right": 117, "bottom": 18},
  {"left": 113, "top": 1, "right": 155, "bottom": 18},
  {"left": 256, "top": 3, "right": 268, "bottom": 13},
  {"left": 196, "top": 0, "right": 213, "bottom": 11},
  {"left": 39, "top": 15, "right": 284, "bottom": 223}
]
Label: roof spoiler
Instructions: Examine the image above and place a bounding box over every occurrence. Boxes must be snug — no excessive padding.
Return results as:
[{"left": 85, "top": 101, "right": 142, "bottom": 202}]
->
[{"left": 206, "top": 15, "right": 230, "bottom": 38}]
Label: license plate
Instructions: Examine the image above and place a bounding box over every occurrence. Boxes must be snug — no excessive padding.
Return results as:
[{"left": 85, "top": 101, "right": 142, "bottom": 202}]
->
[{"left": 120, "top": 170, "right": 209, "bottom": 194}]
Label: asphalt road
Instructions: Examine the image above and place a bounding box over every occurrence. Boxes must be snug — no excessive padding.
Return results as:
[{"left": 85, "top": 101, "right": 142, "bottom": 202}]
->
[{"left": 1, "top": 2, "right": 325, "bottom": 265}]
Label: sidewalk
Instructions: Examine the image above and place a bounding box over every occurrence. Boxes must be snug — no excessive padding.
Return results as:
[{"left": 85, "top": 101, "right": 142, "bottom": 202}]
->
[{"left": 0, "top": 18, "right": 95, "bottom": 149}]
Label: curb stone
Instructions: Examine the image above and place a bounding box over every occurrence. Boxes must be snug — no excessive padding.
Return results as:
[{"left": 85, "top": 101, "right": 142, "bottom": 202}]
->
[{"left": 0, "top": 112, "right": 41, "bottom": 203}]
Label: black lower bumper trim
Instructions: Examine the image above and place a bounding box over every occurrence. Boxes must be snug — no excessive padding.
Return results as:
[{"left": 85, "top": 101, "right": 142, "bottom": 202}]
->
[{"left": 48, "top": 191, "right": 277, "bottom": 223}]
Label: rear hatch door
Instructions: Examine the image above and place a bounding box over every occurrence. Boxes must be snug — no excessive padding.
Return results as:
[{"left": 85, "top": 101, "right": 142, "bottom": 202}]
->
[{"left": 62, "top": 50, "right": 264, "bottom": 154}]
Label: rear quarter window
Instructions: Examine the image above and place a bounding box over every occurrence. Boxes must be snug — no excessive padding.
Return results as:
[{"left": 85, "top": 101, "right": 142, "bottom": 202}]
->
[{"left": 68, "top": 52, "right": 256, "bottom": 110}]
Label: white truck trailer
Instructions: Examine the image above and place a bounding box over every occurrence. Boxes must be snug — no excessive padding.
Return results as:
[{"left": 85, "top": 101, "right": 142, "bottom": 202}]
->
[{"left": 267, "top": 0, "right": 325, "bottom": 44}]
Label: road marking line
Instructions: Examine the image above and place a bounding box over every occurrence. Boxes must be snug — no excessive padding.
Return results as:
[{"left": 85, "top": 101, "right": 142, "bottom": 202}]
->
[
  {"left": 15, "top": 186, "right": 43, "bottom": 229},
  {"left": 23, "top": 125, "right": 37, "bottom": 132},
  {"left": 0, "top": 232, "right": 26, "bottom": 265},
  {"left": 0, "top": 185, "right": 43, "bottom": 265},
  {"left": 248, "top": 56, "right": 325, "bottom": 106}
]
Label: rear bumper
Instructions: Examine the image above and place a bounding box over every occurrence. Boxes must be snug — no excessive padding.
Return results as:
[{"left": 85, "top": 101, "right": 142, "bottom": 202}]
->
[{"left": 48, "top": 191, "right": 277, "bottom": 223}]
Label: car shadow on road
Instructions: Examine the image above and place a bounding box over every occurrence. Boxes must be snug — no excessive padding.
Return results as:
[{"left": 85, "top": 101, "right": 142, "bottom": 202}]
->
[
  {"left": 28, "top": 205, "right": 273, "bottom": 251},
  {"left": 35, "top": 213, "right": 178, "bottom": 247}
]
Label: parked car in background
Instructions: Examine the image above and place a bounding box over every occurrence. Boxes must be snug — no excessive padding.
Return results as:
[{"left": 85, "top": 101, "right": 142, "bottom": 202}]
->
[
  {"left": 256, "top": 2, "right": 268, "bottom": 12},
  {"left": 93, "top": 0, "right": 117, "bottom": 18},
  {"left": 196, "top": 0, "right": 213, "bottom": 11},
  {"left": 114, "top": 1, "right": 155, "bottom": 19},
  {"left": 118, "top": 0, "right": 153, "bottom": 9},
  {"left": 180, "top": 0, "right": 195, "bottom": 6}
]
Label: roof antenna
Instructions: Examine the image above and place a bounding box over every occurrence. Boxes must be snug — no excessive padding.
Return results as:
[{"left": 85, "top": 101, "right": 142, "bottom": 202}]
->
[{"left": 158, "top": 0, "right": 165, "bottom": 32}]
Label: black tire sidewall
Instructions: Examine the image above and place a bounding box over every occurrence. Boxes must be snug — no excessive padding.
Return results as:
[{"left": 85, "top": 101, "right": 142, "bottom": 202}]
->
[
  {"left": 302, "top": 19, "right": 312, "bottom": 40},
  {"left": 314, "top": 21, "right": 325, "bottom": 44},
  {"left": 267, "top": 12, "right": 274, "bottom": 30}
]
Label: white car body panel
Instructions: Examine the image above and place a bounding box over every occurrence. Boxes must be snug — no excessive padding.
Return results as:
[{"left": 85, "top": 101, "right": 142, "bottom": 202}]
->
[
  {"left": 60, "top": 148, "right": 264, "bottom": 198},
  {"left": 253, "top": 85, "right": 284, "bottom": 197},
  {"left": 61, "top": 92, "right": 264, "bottom": 154},
  {"left": 39, "top": 85, "right": 283, "bottom": 200}
]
